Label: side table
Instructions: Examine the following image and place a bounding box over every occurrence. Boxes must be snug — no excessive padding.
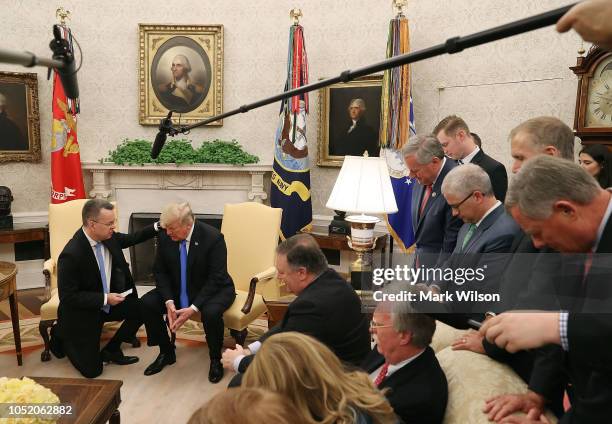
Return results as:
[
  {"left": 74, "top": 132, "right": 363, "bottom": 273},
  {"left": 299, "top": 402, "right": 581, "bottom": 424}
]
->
[{"left": 0, "top": 261, "right": 21, "bottom": 365}]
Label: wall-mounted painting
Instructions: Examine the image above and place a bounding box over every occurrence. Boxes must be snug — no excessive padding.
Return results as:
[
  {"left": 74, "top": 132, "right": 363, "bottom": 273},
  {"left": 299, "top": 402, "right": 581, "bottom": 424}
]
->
[
  {"left": 139, "top": 24, "right": 223, "bottom": 125},
  {"left": 317, "top": 75, "right": 382, "bottom": 167},
  {"left": 0, "top": 72, "right": 41, "bottom": 163}
]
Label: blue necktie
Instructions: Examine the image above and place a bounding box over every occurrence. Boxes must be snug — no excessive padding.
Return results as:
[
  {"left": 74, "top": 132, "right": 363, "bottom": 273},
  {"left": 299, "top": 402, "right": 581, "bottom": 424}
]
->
[
  {"left": 94, "top": 243, "right": 111, "bottom": 313},
  {"left": 179, "top": 240, "right": 189, "bottom": 309}
]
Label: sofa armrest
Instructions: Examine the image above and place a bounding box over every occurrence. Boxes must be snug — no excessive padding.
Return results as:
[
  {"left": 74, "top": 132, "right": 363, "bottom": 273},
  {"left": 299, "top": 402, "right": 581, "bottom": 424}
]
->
[
  {"left": 42, "top": 259, "right": 55, "bottom": 302},
  {"left": 240, "top": 266, "right": 277, "bottom": 315}
]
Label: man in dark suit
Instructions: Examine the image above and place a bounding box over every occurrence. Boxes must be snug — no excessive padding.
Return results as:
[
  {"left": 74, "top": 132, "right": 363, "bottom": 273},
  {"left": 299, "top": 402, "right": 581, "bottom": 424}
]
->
[
  {"left": 482, "top": 156, "right": 612, "bottom": 424},
  {"left": 140, "top": 202, "right": 235, "bottom": 382},
  {"left": 221, "top": 234, "right": 371, "bottom": 382},
  {"left": 402, "top": 134, "right": 463, "bottom": 269},
  {"left": 52, "top": 199, "right": 157, "bottom": 378},
  {"left": 363, "top": 285, "right": 448, "bottom": 424},
  {"left": 434, "top": 115, "right": 508, "bottom": 202}
]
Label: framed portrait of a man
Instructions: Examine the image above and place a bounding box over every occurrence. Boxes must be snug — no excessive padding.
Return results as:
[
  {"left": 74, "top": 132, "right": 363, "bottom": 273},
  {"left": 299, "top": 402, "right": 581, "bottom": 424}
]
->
[
  {"left": 139, "top": 24, "right": 223, "bottom": 125},
  {"left": 0, "top": 72, "right": 41, "bottom": 163},
  {"left": 317, "top": 75, "right": 382, "bottom": 167}
]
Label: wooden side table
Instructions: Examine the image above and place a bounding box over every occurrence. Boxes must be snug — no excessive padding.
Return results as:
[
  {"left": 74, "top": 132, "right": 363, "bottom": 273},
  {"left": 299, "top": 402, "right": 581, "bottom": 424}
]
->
[
  {"left": 0, "top": 261, "right": 21, "bottom": 365},
  {"left": 31, "top": 377, "right": 122, "bottom": 424},
  {"left": 0, "top": 223, "right": 50, "bottom": 259},
  {"left": 302, "top": 225, "right": 389, "bottom": 268}
]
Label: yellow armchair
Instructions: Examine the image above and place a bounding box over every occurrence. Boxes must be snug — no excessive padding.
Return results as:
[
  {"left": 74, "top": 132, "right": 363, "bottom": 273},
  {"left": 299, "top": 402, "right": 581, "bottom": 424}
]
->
[{"left": 174, "top": 202, "right": 283, "bottom": 346}]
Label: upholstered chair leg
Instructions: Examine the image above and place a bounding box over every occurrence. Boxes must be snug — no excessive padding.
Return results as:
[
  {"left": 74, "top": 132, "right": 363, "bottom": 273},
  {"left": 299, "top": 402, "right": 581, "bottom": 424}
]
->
[
  {"left": 230, "top": 328, "right": 248, "bottom": 346},
  {"left": 39, "top": 320, "right": 54, "bottom": 362}
]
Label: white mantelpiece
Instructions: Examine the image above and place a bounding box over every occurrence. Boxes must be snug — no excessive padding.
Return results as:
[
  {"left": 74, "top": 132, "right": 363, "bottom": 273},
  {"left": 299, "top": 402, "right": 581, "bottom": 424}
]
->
[{"left": 81, "top": 162, "right": 273, "bottom": 234}]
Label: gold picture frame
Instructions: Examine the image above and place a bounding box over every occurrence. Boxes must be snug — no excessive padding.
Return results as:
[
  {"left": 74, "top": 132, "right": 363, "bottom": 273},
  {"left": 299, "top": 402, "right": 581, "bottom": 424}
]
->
[
  {"left": 139, "top": 24, "right": 224, "bottom": 126},
  {"left": 0, "top": 72, "right": 41, "bottom": 163},
  {"left": 317, "top": 75, "right": 383, "bottom": 167}
]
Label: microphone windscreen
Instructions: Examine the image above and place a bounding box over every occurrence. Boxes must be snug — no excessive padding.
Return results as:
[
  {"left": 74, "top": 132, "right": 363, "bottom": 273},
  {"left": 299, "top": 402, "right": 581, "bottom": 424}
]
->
[{"left": 151, "top": 131, "right": 167, "bottom": 159}]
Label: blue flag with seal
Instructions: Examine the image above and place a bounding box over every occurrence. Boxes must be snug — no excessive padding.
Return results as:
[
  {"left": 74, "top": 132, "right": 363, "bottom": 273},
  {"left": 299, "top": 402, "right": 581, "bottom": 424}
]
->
[
  {"left": 270, "top": 23, "right": 312, "bottom": 238},
  {"left": 380, "top": 13, "right": 416, "bottom": 252}
]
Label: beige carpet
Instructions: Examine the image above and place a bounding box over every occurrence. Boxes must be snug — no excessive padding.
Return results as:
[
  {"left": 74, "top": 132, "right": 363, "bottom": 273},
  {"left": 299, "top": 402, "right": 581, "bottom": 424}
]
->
[{"left": 0, "top": 317, "right": 267, "bottom": 423}]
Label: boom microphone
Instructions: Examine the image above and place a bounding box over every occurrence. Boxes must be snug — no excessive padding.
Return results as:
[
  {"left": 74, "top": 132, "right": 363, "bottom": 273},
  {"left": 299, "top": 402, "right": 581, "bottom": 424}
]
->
[
  {"left": 151, "top": 110, "right": 174, "bottom": 159},
  {"left": 49, "top": 24, "right": 79, "bottom": 100}
]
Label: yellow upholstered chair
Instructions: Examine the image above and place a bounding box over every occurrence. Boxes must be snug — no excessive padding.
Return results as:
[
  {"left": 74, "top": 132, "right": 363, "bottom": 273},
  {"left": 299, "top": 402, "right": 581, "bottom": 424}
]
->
[
  {"left": 38, "top": 200, "right": 139, "bottom": 361},
  {"left": 176, "top": 202, "right": 283, "bottom": 346}
]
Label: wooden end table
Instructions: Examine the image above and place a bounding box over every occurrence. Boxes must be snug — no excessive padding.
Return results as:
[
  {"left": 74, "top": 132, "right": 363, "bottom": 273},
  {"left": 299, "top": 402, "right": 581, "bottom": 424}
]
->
[
  {"left": 0, "top": 261, "right": 21, "bottom": 365},
  {"left": 31, "top": 377, "right": 122, "bottom": 424}
]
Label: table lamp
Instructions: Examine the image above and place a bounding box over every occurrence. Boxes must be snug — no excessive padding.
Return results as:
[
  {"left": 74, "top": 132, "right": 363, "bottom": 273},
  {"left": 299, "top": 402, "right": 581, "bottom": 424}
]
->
[{"left": 326, "top": 156, "right": 397, "bottom": 288}]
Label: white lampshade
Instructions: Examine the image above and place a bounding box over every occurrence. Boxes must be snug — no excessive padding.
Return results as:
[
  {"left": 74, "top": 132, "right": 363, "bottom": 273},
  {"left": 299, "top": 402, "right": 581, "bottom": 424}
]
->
[{"left": 326, "top": 156, "right": 398, "bottom": 214}]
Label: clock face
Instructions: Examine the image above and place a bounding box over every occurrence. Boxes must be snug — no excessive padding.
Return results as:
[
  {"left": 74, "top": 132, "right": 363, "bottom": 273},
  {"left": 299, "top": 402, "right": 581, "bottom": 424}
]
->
[{"left": 586, "top": 55, "right": 612, "bottom": 127}]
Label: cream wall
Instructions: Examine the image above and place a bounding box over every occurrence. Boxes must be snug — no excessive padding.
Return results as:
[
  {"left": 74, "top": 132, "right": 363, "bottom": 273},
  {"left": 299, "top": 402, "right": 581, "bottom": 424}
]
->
[{"left": 0, "top": 0, "right": 582, "bottom": 216}]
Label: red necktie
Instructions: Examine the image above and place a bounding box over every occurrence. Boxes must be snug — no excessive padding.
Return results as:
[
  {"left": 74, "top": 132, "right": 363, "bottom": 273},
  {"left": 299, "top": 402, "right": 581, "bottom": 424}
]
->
[
  {"left": 374, "top": 363, "right": 389, "bottom": 387},
  {"left": 420, "top": 185, "right": 432, "bottom": 216}
]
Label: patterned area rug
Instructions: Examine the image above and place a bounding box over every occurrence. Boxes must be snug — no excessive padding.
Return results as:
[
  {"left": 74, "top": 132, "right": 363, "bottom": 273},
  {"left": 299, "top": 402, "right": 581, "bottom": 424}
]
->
[{"left": 0, "top": 317, "right": 268, "bottom": 354}]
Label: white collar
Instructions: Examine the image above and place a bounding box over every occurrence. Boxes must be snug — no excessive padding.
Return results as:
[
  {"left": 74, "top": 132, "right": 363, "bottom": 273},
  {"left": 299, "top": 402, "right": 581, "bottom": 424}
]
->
[
  {"left": 461, "top": 146, "right": 480, "bottom": 164},
  {"left": 476, "top": 200, "right": 501, "bottom": 227},
  {"left": 432, "top": 157, "right": 447, "bottom": 186},
  {"left": 82, "top": 227, "right": 101, "bottom": 247},
  {"left": 387, "top": 349, "right": 425, "bottom": 376}
]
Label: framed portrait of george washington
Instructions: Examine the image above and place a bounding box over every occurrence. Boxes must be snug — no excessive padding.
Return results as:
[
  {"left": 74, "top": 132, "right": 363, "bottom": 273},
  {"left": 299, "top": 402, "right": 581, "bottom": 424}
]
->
[
  {"left": 139, "top": 24, "right": 224, "bottom": 126},
  {"left": 317, "top": 75, "right": 383, "bottom": 167},
  {"left": 0, "top": 72, "right": 41, "bottom": 163}
]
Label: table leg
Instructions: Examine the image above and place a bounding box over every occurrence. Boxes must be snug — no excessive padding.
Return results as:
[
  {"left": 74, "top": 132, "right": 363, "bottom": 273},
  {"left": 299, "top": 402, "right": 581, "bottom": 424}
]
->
[
  {"left": 110, "top": 409, "right": 120, "bottom": 424},
  {"left": 9, "top": 291, "right": 22, "bottom": 366}
]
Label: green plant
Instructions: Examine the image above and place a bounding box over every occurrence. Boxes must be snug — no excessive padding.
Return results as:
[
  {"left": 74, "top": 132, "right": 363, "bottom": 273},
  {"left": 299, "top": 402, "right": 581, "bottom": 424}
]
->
[{"left": 102, "top": 138, "right": 259, "bottom": 165}]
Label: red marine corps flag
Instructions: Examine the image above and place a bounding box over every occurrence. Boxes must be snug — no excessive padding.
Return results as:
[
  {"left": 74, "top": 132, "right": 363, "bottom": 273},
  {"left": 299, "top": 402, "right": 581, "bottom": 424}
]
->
[{"left": 50, "top": 23, "right": 85, "bottom": 203}]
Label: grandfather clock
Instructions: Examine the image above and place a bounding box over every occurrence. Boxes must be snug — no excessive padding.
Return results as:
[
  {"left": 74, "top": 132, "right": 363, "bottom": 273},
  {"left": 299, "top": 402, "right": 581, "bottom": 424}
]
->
[{"left": 571, "top": 45, "right": 612, "bottom": 147}]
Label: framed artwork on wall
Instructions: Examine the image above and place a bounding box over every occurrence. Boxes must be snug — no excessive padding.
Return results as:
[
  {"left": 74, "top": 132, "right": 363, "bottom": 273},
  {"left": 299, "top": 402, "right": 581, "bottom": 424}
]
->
[
  {"left": 139, "top": 24, "right": 224, "bottom": 126},
  {"left": 317, "top": 75, "right": 383, "bottom": 167},
  {"left": 0, "top": 72, "right": 41, "bottom": 163}
]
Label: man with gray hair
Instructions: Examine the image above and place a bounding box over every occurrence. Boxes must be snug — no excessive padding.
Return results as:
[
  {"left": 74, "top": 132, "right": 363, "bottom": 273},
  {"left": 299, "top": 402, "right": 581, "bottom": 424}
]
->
[
  {"left": 481, "top": 155, "right": 612, "bottom": 424},
  {"left": 363, "top": 283, "right": 448, "bottom": 424},
  {"left": 333, "top": 97, "right": 379, "bottom": 157},
  {"left": 426, "top": 164, "right": 519, "bottom": 314},
  {"left": 402, "top": 134, "right": 462, "bottom": 268},
  {"left": 140, "top": 202, "right": 235, "bottom": 382}
]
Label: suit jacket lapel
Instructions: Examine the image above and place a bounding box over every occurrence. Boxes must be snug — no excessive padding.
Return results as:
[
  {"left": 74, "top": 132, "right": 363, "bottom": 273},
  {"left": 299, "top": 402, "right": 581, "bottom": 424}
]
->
[
  {"left": 187, "top": 223, "right": 200, "bottom": 281},
  {"left": 77, "top": 229, "right": 103, "bottom": 288},
  {"left": 462, "top": 204, "right": 503, "bottom": 253}
]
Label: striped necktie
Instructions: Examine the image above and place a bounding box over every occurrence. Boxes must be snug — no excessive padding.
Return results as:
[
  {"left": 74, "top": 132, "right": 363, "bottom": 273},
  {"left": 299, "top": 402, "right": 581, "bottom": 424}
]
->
[{"left": 462, "top": 224, "right": 477, "bottom": 250}]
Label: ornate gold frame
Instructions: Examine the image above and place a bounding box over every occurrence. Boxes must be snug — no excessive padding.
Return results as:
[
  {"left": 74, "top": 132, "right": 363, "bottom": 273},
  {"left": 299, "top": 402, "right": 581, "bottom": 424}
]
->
[
  {"left": 139, "top": 24, "right": 224, "bottom": 126},
  {"left": 0, "top": 72, "right": 41, "bottom": 163},
  {"left": 317, "top": 75, "right": 383, "bottom": 167}
]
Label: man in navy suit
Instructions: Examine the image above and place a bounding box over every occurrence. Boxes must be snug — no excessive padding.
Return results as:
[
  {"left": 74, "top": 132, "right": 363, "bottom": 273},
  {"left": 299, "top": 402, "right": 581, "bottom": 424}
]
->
[
  {"left": 402, "top": 134, "right": 462, "bottom": 269},
  {"left": 434, "top": 115, "right": 508, "bottom": 202},
  {"left": 363, "top": 284, "right": 448, "bottom": 424}
]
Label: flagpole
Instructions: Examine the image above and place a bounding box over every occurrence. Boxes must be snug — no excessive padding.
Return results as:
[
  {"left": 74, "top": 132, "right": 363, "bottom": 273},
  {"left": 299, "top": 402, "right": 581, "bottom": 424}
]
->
[{"left": 156, "top": 3, "right": 575, "bottom": 141}]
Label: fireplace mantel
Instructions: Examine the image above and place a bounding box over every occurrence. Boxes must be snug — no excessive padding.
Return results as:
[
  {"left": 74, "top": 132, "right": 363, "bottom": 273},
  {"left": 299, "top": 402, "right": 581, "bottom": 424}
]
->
[
  {"left": 82, "top": 162, "right": 272, "bottom": 203},
  {"left": 81, "top": 162, "right": 273, "bottom": 238}
]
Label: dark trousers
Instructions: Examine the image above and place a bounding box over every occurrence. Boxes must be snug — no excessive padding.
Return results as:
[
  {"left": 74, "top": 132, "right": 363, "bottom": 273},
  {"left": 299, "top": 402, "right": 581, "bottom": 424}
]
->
[
  {"left": 141, "top": 288, "right": 225, "bottom": 360},
  {"left": 63, "top": 296, "right": 142, "bottom": 378}
]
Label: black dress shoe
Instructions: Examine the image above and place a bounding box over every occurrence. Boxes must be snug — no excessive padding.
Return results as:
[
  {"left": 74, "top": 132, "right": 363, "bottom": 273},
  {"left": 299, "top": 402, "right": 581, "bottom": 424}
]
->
[
  {"left": 208, "top": 359, "right": 224, "bottom": 383},
  {"left": 101, "top": 349, "right": 139, "bottom": 365},
  {"left": 49, "top": 336, "right": 65, "bottom": 359},
  {"left": 144, "top": 351, "right": 176, "bottom": 376}
]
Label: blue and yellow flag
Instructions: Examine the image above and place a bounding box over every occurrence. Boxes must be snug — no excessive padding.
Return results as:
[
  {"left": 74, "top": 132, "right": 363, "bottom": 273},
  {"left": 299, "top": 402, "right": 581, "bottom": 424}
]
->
[
  {"left": 270, "top": 24, "right": 312, "bottom": 238},
  {"left": 380, "top": 15, "right": 416, "bottom": 251}
]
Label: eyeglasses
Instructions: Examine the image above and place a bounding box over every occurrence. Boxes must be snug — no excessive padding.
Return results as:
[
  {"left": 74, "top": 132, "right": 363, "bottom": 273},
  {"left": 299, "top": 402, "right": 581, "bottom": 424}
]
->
[
  {"left": 370, "top": 321, "right": 393, "bottom": 330},
  {"left": 448, "top": 192, "right": 475, "bottom": 210},
  {"left": 91, "top": 220, "right": 116, "bottom": 228}
]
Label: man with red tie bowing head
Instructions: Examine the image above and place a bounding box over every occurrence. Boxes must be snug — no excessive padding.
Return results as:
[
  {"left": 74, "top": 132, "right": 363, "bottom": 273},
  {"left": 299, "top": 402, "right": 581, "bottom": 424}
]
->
[
  {"left": 141, "top": 202, "right": 235, "bottom": 383},
  {"left": 362, "top": 283, "right": 448, "bottom": 424},
  {"left": 402, "top": 134, "right": 463, "bottom": 269}
]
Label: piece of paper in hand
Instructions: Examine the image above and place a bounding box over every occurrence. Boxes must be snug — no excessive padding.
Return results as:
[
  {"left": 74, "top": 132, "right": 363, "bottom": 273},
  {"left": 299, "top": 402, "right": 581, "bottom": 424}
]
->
[{"left": 119, "top": 288, "right": 133, "bottom": 297}]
